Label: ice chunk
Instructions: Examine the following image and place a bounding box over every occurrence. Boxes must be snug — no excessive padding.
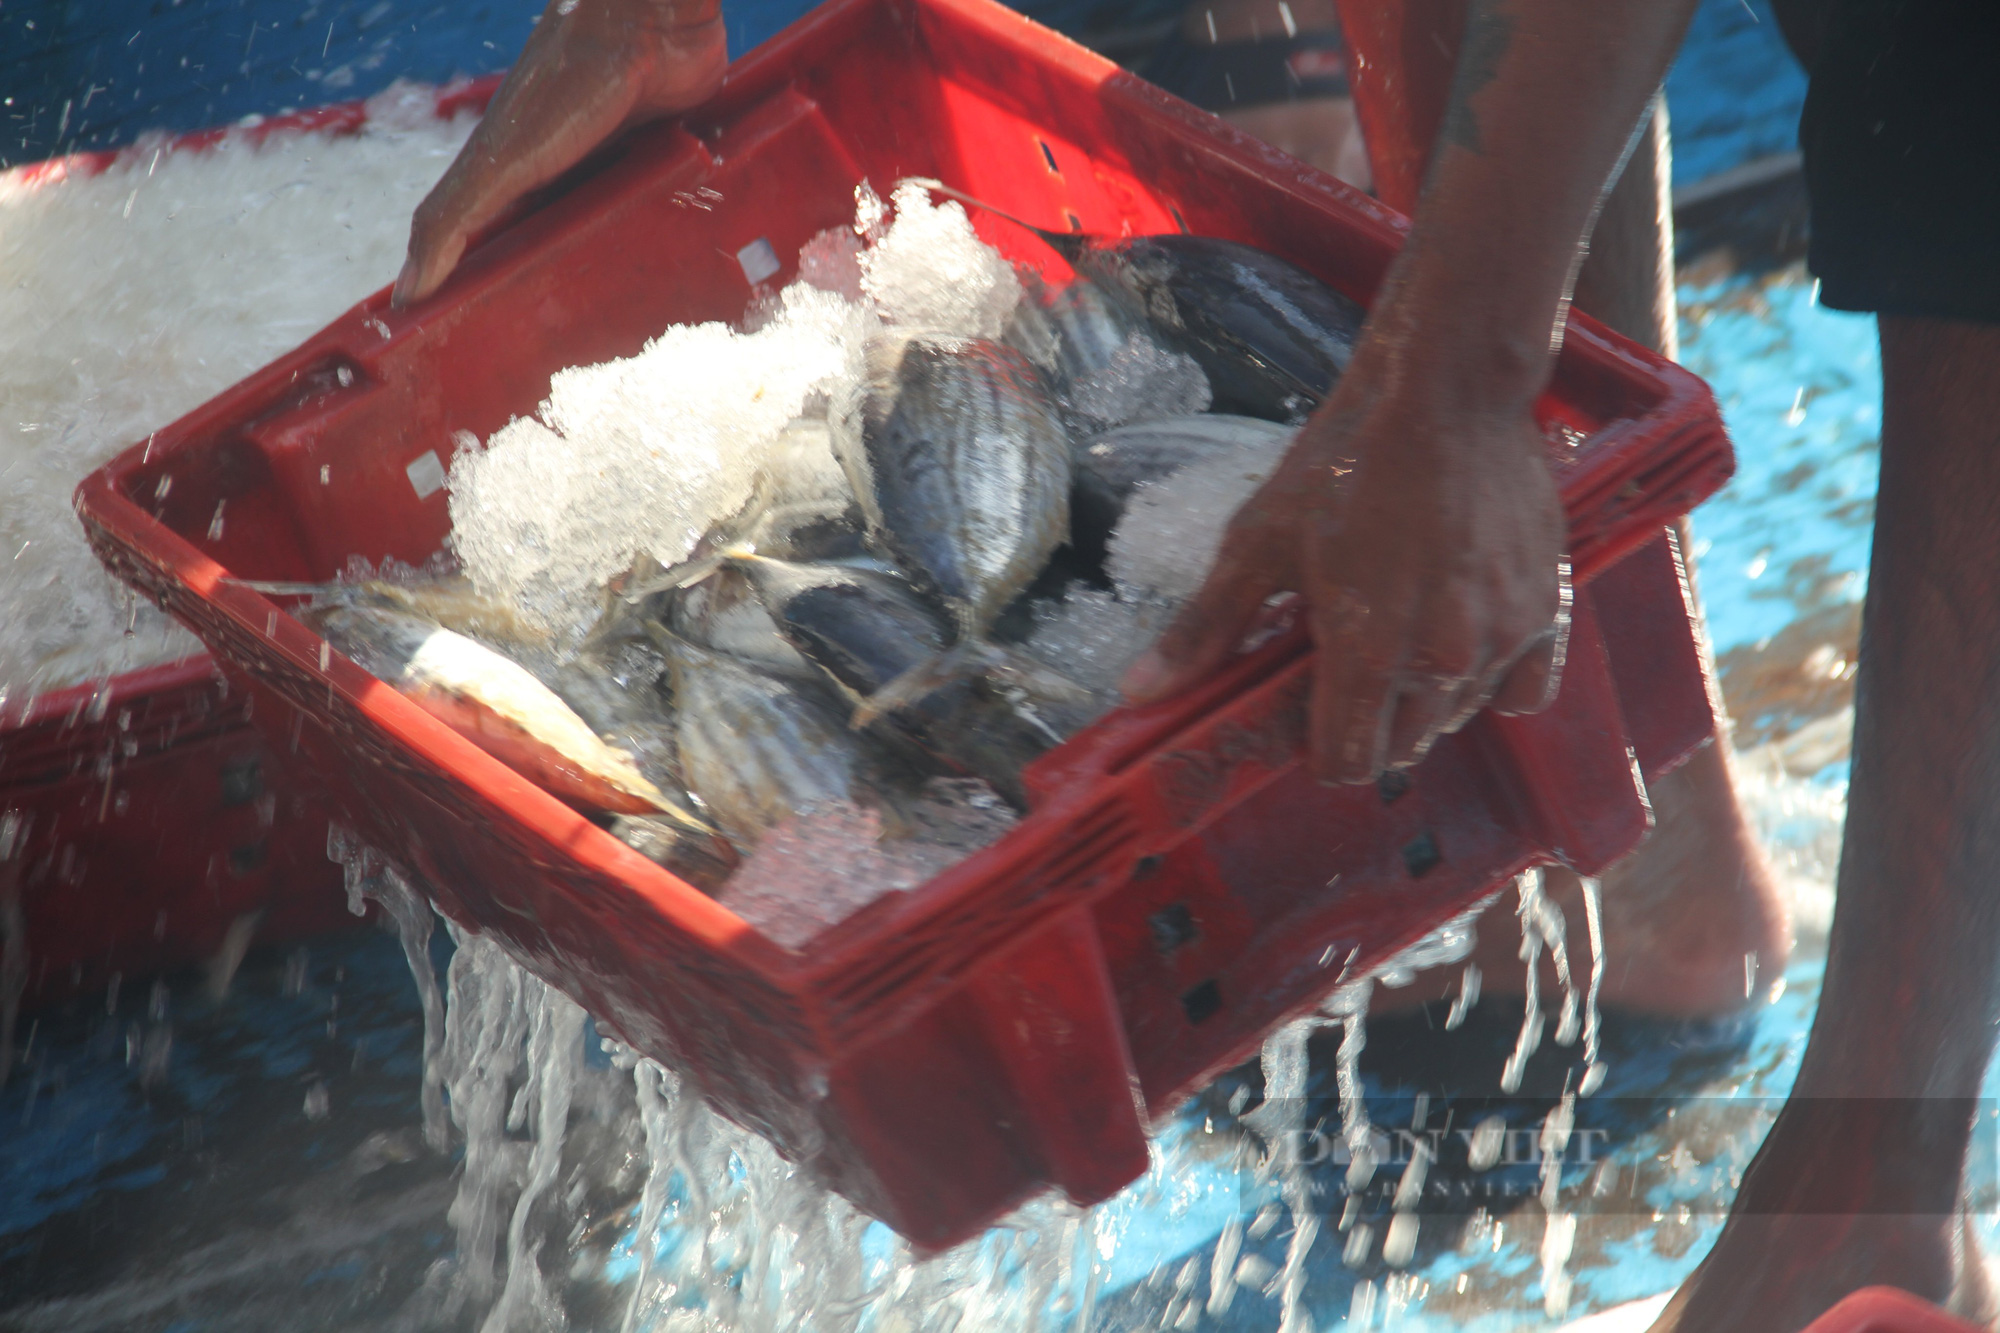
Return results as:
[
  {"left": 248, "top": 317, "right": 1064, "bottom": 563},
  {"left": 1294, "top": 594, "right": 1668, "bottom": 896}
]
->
[
  {"left": 1108, "top": 434, "right": 1294, "bottom": 606},
  {"left": 1030, "top": 420, "right": 1297, "bottom": 731},
  {"left": 753, "top": 417, "right": 852, "bottom": 513},
  {"left": 859, "top": 180, "right": 1022, "bottom": 339},
  {"left": 1025, "top": 587, "right": 1170, "bottom": 702},
  {"left": 446, "top": 284, "right": 871, "bottom": 639},
  {"left": 0, "top": 93, "right": 479, "bottom": 693},
  {"left": 1064, "top": 331, "right": 1212, "bottom": 428},
  {"left": 797, "top": 226, "right": 865, "bottom": 301},
  {"left": 899, "top": 775, "right": 1019, "bottom": 851},
  {"left": 435, "top": 179, "right": 1025, "bottom": 645},
  {"left": 717, "top": 781, "right": 1015, "bottom": 949}
]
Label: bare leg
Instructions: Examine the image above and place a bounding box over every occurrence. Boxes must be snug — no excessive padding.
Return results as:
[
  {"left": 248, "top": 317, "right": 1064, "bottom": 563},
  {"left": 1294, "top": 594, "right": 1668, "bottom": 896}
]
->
[
  {"left": 1649, "top": 316, "right": 2000, "bottom": 1329},
  {"left": 1572, "top": 98, "right": 1678, "bottom": 358}
]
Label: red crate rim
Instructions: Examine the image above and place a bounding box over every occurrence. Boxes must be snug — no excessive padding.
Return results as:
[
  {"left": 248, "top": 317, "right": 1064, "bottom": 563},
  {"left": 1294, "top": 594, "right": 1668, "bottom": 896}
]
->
[{"left": 70, "top": 0, "right": 1730, "bottom": 1008}]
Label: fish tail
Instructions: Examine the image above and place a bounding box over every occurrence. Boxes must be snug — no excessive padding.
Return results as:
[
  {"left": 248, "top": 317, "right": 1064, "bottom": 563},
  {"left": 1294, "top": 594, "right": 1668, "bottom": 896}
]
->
[
  {"left": 848, "top": 646, "right": 975, "bottom": 730},
  {"left": 639, "top": 787, "right": 727, "bottom": 843},
  {"left": 848, "top": 640, "right": 1090, "bottom": 730}
]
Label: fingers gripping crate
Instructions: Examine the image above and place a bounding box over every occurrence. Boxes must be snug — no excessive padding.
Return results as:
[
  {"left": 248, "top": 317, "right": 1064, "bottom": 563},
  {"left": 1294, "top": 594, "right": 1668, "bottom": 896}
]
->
[{"left": 75, "top": 0, "right": 1732, "bottom": 1249}]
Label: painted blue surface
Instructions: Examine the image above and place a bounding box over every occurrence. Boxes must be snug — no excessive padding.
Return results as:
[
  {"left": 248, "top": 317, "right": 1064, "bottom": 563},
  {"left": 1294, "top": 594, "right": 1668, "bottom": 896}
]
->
[
  {"left": 0, "top": 927, "right": 433, "bottom": 1242},
  {"left": 1678, "top": 275, "right": 1880, "bottom": 656},
  {"left": 1662, "top": 0, "right": 1810, "bottom": 188},
  {"left": 2, "top": 0, "right": 1803, "bottom": 188},
  {"left": 0, "top": 0, "right": 541, "bottom": 167}
]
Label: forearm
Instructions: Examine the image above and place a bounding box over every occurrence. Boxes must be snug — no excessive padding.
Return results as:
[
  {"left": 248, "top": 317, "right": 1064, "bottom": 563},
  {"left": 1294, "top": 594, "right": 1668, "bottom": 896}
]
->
[{"left": 1369, "top": 0, "right": 1699, "bottom": 411}]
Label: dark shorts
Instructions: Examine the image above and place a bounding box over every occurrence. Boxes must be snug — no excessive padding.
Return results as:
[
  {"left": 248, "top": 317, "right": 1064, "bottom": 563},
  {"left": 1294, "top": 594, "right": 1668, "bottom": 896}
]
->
[{"left": 1799, "top": 0, "right": 2000, "bottom": 321}]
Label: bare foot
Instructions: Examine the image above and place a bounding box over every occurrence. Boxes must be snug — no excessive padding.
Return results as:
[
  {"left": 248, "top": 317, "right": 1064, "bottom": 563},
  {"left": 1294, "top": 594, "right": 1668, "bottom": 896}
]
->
[
  {"left": 1382, "top": 740, "right": 1792, "bottom": 1019},
  {"left": 1644, "top": 1212, "right": 1992, "bottom": 1333},
  {"left": 1640, "top": 1086, "right": 2000, "bottom": 1333}
]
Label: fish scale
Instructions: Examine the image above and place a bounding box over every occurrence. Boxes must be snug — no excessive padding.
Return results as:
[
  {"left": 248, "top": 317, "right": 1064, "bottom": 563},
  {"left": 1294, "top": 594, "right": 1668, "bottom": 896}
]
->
[
  {"left": 731, "top": 553, "right": 1056, "bottom": 808},
  {"left": 654, "top": 628, "right": 914, "bottom": 849},
  {"left": 853, "top": 334, "right": 1071, "bottom": 638},
  {"left": 1071, "top": 235, "right": 1365, "bottom": 423},
  {"left": 909, "top": 179, "right": 1365, "bottom": 424}
]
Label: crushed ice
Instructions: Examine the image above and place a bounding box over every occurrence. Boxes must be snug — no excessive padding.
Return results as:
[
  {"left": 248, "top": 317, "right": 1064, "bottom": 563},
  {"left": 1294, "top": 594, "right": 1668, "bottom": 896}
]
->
[{"left": 0, "top": 86, "right": 478, "bottom": 695}]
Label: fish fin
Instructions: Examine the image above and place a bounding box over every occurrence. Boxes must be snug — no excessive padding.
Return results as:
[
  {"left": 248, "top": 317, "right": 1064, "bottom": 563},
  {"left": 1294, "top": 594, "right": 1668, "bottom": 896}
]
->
[
  {"left": 850, "top": 641, "right": 1089, "bottom": 730},
  {"left": 585, "top": 547, "right": 759, "bottom": 651},
  {"left": 621, "top": 544, "right": 760, "bottom": 603},
  {"left": 968, "top": 641, "right": 1095, "bottom": 707},
  {"left": 899, "top": 177, "right": 1078, "bottom": 256},
  {"left": 621, "top": 553, "right": 724, "bottom": 603},
  {"left": 224, "top": 578, "right": 342, "bottom": 597}
]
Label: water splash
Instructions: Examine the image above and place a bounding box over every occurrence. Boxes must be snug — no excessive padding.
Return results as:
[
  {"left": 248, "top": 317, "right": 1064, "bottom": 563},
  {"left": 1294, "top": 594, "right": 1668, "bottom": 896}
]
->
[
  {"left": 1578, "top": 876, "right": 1609, "bottom": 1097},
  {"left": 481, "top": 980, "right": 584, "bottom": 1333},
  {"left": 1241, "top": 1014, "right": 1333, "bottom": 1333},
  {"left": 1536, "top": 1092, "right": 1579, "bottom": 1317},
  {"left": 330, "top": 825, "right": 447, "bottom": 1150},
  {"left": 1443, "top": 962, "right": 1481, "bottom": 1031},
  {"left": 1501, "top": 869, "right": 1578, "bottom": 1094},
  {"left": 328, "top": 828, "right": 1501, "bottom": 1332}
]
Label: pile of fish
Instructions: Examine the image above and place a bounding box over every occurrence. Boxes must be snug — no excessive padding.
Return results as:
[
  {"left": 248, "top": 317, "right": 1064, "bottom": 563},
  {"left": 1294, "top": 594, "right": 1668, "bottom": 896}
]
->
[{"left": 269, "top": 181, "right": 1366, "bottom": 937}]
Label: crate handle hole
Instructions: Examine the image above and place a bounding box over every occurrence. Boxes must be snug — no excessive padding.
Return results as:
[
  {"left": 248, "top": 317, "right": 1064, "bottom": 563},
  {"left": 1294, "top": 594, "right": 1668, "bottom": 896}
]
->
[
  {"left": 1182, "top": 978, "right": 1222, "bottom": 1026},
  {"left": 1402, "top": 829, "right": 1442, "bottom": 878},
  {"left": 1148, "top": 902, "right": 1198, "bottom": 955},
  {"left": 219, "top": 757, "right": 263, "bottom": 808},
  {"left": 1038, "top": 139, "right": 1060, "bottom": 174}
]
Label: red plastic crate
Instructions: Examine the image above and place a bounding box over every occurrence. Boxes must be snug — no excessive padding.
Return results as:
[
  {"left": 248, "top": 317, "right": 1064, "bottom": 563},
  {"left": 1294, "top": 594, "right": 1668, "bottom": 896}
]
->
[
  {"left": 74, "top": 0, "right": 1731, "bottom": 1248},
  {"left": 0, "top": 658, "right": 353, "bottom": 1009},
  {"left": 1805, "top": 1289, "right": 1984, "bottom": 1333},
  {"left": 0, "top": 79, "right": 505, "bottom": 1015}
]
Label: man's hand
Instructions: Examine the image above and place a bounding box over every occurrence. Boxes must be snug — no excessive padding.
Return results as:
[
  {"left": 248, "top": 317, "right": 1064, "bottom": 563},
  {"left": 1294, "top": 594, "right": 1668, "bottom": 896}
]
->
[
  {"left": 1119, "top": 0, "right": 1707, "bottom": 785},
  {"left": 1120, "top": 330, "right": 1570, "bottom": 784},
  {"left": 393, "top": 0, "right": 727, "bottom": 307}
]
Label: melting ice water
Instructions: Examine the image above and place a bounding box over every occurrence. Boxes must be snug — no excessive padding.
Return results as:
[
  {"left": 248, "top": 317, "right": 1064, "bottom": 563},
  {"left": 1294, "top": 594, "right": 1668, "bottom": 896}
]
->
[
  {"left": 1536, "top": 1092, "right": 1579, "bottom": 1319},
  {"left": 325, "top": 829, "right": 1505, "bottom": 1333},
  {"left": 1500, "top": 869, "right": 1585, "bottom": 1096}
]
